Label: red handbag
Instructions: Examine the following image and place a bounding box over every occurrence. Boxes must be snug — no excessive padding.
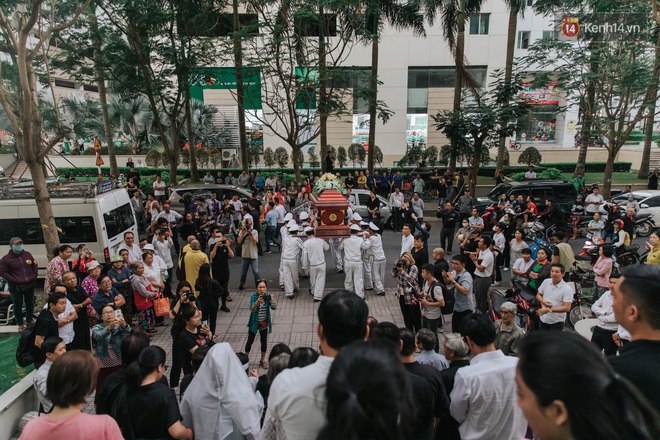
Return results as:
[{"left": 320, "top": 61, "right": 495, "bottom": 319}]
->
[{"left": 133, "top": 284, "right": 154, "bottom": 311}]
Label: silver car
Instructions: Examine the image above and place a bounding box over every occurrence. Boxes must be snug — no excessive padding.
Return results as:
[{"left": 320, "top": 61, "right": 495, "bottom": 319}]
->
[
  {"left": 350, "top": 189, "right": 393, "bottom": 229},
  {"left": 168, "top": 182, "right": 253, "bottom": 212}
]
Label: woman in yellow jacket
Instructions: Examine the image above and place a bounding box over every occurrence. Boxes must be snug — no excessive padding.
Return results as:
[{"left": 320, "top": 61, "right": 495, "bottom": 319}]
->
[{"left": 646, "top": 231, "right": 660, "bottom": 265}]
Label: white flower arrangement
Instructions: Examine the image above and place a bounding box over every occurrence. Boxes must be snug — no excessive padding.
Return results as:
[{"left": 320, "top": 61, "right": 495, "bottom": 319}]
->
[{"left": 312, "top": 173, "right": 345, "bottom": 195}]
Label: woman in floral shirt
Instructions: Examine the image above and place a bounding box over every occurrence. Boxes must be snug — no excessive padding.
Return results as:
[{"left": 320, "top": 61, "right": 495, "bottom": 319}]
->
[
  {"left": 391, "top": 252, "right": 421, "bottom": 332},
  {"left": 44, "top": 245, "right": 73, "bottom": 295},
  {"left": 81, "top": 260, "right": 102, "bottom": 301}
]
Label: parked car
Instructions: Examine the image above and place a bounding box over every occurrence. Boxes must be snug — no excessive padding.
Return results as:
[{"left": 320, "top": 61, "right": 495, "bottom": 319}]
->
[
  {"left": 168, "top": 182, "right": 252, "bottom": 213},
  {"left": 611, "top": 190, "right": 660, "bottom": 225},
  {"left": 475, "top": 180, "right": 578, "bottom": 213},
  {"left": 350, "top": 189, "right": 393, "bottom": 229}
]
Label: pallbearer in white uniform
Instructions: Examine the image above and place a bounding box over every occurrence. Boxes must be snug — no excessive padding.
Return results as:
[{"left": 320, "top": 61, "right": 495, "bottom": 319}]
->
[
  {"left": 366, "top": 222, "right": 387, "bottom": 296},
  {"left": 302, "top": 226, "right": 329, "bottom": 302},
  {"left": 339, "top": 224, "right": 370, "bottom": 299},
  {"left": 281, "top": 223, "right": 304, "bottom": 298},
  {"left": 278, "top": 214, "right": 294, "bottom": 289},
  {"left": 360, "top": 220, "right": 374, "bottom": 290}
]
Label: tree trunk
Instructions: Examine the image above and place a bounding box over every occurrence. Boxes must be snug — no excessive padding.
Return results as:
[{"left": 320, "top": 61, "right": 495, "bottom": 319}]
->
[
  {"left": 89, "top": 2, "right": 117, "bottom": 176},
  {"left": 496, "top": 7, "right": 518, "bottom": 174},
  {"left": 367, "top": 34, "right": 379, "bottom": 174},
  {"left": 638, "top": 37, "right": 660, "bottom": 178},
  {"left": 469, "top": 140, "right": 481, "bottom": 196},
  {"left": 603, "top": 147, "right": 616, "bottom": 198},
  {"left": 574, "top": 42, "right": 599, "bottom": 177},
  {"left": 233, "top": 0, "right": 249, "bottom": 173},
  {"left": 450, "top": 0, "right": 466, "bottom": 172},
  {"left": 318, "top": 6, "right": 328, "bottom": 172},
  {"left": 290, "top": 141, "right": 301, "bottom": 183},
  {"left": 184, "top": 86, "right": 199, "bottom": 182},
  {"left": 167, "top": 149, "right": 178, "bottom": 186}
]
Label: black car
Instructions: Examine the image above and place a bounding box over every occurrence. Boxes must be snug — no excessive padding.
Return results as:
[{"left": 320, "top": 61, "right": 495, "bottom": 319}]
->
[{"left": 475, "top": 180, "right": 578, "bottom": 213}]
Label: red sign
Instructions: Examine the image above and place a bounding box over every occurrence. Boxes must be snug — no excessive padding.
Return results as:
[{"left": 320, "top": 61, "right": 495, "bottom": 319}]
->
[{"left": 562, "top": 17, "right": 580, "bottom": 39}]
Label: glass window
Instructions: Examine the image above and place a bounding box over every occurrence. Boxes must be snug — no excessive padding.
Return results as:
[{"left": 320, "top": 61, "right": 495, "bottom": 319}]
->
[
  {"left": 542, "top": 30, "right": 559, "bottom": 41},
  {"left": 358, "top": 194, "right": 370, "bottom": 205},
  {"left": 0, "top": 217, "right": 97, "bottom": 245},
  {"left": 643, "top": 196, "right": 660, "bottom": 207},
  {"left": 469, "top": 14, "right": 490, "bottom": 35},
  {"left": 517, "top": 31, "right": 531, "bottom": 49},
  {"left": 104, "top": 204, "right": 135, "bottom": 239}
]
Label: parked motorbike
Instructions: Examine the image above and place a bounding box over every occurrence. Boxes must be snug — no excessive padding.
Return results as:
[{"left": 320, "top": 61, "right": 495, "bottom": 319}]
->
[
  {"left": 489, "top": 280, "right": 541, "bottom": 333},
  {"left": 639, "top": 241, "right": 652, "bottom": 264},
  {"left": 634, "top": 213, "right": 656, "bottom": 237}
]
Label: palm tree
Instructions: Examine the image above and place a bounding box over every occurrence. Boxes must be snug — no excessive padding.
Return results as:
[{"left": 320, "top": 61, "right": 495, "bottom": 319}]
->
[
  {"left": 106, "top": 94, "right": 154, "bottom": 154},
  {"left": 184, "top": 98, "right": 231, "bottom": 150},
  {"left": 42, "top": 93, "right": 104, "bottom": 142},
  {"left": 495, "top": 0, "right": 526, "bottom": 174}
]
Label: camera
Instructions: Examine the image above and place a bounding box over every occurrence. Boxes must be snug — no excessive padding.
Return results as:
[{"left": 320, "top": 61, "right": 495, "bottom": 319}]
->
[
  {"left": 159, "top": 228, "right": 168, "bottom": 235},
  {"left": 182, "top": 290, "right": 196, "bottom": 301},
  {"left": 396, "top": 261, "right": 406, "bottom": 269},
  {"left": 220, "top": 239, "right": 227, "bottom": 244}
]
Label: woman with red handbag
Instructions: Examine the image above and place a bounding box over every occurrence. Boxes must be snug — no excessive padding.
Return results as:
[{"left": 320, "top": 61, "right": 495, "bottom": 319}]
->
[
  {"left": 129, "top": 262, "right": 157, "bottom": 335},
  {"left": 246, "top": 279, "right": 277, "bottom": 369}
]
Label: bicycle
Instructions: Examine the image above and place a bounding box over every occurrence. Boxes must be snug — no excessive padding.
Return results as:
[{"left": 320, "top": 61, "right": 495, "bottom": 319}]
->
[
  {"left": 509, "top": 140, "right": 521, "bottom": 150},
  {"left": 567, "top": 271, "right": 596, "bottom": 329}
]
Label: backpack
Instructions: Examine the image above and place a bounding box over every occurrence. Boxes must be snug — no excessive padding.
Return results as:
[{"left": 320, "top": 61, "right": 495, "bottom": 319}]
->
[
  {"left": 623, "top": 231, "right": 631, "bottom": 247},
  {"left": 430, "top": 280, "right": 455, "bottom": 315},
  {"left": 176, "top": 251, "right": 187, "bottom": 280},
  {"left": 16, "top": 325, "right": 36, "bottom": 367}
]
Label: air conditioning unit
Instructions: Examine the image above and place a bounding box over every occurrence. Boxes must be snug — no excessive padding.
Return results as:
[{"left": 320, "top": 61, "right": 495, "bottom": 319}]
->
[{"left": 222, "top": 149, "right": 238, "bottom": 160}]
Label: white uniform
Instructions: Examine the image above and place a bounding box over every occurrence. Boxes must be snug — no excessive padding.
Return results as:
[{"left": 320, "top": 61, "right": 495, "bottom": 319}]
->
[
  {"left": 361, "top": 230, "right": 374, "bottom": 289},
  {"left": 339, "top": 234, "right": 370, "bottom": 298},
  {"left": 302, "top": 237, "right": 330, "bottom": 300},
  {"left": 329, "top": 237, "right": 344, "bottom": 272},
  {"left": 278, "top": 225, "right": 290, "bottom": 287},
  {"left": 368, "top": 234, "right": 387, "bottom": 294},
  {"left": 281, "top": 233, "right": 304, "bottom": 296}
]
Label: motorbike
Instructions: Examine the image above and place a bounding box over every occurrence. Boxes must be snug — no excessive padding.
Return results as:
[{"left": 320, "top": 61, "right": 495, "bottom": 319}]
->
[
  {"left": 489, "top": 280, "right": 542, "bottom": 333},
  {"left": 639, "top": 241, "right": 652, "bottom": 264},
  {"left": 634, "top": 213, "right": 656, "bottom": 237}
]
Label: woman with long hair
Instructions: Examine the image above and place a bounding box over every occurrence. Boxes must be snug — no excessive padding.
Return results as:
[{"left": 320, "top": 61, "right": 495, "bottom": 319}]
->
[
  {"left": 169, "top": 281, "right": 201, "bottom": 388},
  {"left": 318, "top": 340, "right": 414, "bottom": 440},
  {"left": 509, "top": 228, "right": 529, "bottom": 264},
  {"left": 593, "top": 244, "right": 614, "bottom": 299},
  {"left": 177, "top": 306, "right": 213, "bottom": 376},
  {"left": 195, "top": 263, "right": 225, "bottom": 336},
  {"left": 516, "top": 332, "right": 660, "bottom": 440},
  {"left": 246, "top": 279, "right": 277, "bottom": 369},
  {"left": 21, "top": 351, "right": 123, "bottom": 439},
  {"left": 45, "top": 245, "right": 73, "bottom": 296},
  {"left": 122, "top": 346, "right": 193, "bottom": 439}
]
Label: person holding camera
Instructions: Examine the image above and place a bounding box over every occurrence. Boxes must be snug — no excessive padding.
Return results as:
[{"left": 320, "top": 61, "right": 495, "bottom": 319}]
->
[
  {"left": 238, "top": 218, "right": 261, "bottom": 291},
  {"left": 209, "top": 228, "right": 234, "bottom": 306},
  {"left": 392, "top": 252, "right": 422, "bottom": 332},
  {"left": 72, "top": 244, "right": 94, "bottom": 285},
  {"left": 168, "top": 282, "right": 201, "bottom": 388},
  {"left": 92, "top": 304, "right": 131, "bottom": 404},
  {"left": 246, "top": 279, "right": 277, "bottom": 369}
]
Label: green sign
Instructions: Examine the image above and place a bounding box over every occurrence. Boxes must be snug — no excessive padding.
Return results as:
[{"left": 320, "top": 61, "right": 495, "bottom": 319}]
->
[
  {"left": 189, "top": 67, "right": 262, "bottom": 109},
  {"left": 295, "top": 67, "right": 318, "bottom": 110}
]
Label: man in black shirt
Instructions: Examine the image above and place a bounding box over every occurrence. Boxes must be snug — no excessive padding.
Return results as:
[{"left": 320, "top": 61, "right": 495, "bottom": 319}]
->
[
  {"left": 608, "top": 265, "right": 660, "bottom": 412},
  {"left": 399, "top": 328, "right": 450, "bottom": 423},
  {"left": 248, "top": 200, "right": 263, "bottom": 256},
  {"left": 432, "top": 247, "right": 450, "bottom": 280},
  {"left": 33, "top": 291, "right": 67, "bottom": 367},
  {"left": 438, "top": 202, "right": 459, "bottom": 253},
  {"left": 411, "top": 235, "right": 429, "bottom": 288}
]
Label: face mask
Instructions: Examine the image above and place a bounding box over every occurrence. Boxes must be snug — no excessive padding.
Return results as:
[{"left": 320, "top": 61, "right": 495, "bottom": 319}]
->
[
  {"left": 462, "top": 223, "right": 468, "bottom": 228},
  {"left": 12, "top": 244, "right": 24, "bottom": 252}
]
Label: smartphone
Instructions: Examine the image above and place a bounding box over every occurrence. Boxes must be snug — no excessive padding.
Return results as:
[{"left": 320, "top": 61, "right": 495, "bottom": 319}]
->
[
  {"left": 115, "top": 309, "right": 123, "bottom": 320},
  {"left": 202, "top": 320, "right": 208, "bottom": 327}
]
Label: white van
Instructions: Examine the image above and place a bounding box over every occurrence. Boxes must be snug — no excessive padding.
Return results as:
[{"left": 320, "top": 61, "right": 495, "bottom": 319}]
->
[{"left": 0, "top": 181, "right": 138, "bottom": 277}]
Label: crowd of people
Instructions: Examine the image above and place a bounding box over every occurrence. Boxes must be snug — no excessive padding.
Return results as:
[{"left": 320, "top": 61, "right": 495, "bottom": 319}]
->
[{"left": 2, "top": 164, "right": 660, "bottom": 439}]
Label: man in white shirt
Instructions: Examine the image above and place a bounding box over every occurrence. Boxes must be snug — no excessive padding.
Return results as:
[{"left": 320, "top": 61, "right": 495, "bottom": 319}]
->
[
  {"left": 585, "top": 186, "right": 604, "bottom": 214},
  {"left": 400, "top": 224, "right": 414, "bottom": 256},
  {"left": 338, "top": 224, "right": 370, "bottom": 299},
  {"left": 152, "top": 175, "right": 166, "bottom": 204},
  {"left": 411, "top": 192, "right": 425, "bottom": 223},
  {"left": 524, "top": 165, "right": 537, "bottom": 180},
  {"left": 535, "top": 263, "right": 574, "bottom": 331},
  {"left": 511, "top": 248, "right": 535, "bottom": 285},
  {"left": 121, "top": 231, "right": 143, "bottom": 263},
  {"left": 366, "top": 223, "right": 387, "bottom": 296},
  {"left": 469, "top": 236, "right": 494, "bottom": 314},
  {"left": 264, "top": 290, "right": 369, "bottom": 440},
  {"left": 591, "top": 275, "right": 619, "bottom": 355},
  {"left": 302, "top": 227, "right": 329, "bottom": 302},
  {"left": 281, "top": 224, "right": 304, "bottom": 298},
  {"left": 229, "top": 195, "right": 243, "bottom": 230},
  {"left": 152, "top": 227, "right": 174, "bottom": 296},
  {"left": 389, "top": 186, "right": 405, "bottom": 232},
  {"left": 450, "top": 313, "right": 527, "bottom": 440},
  {"left": 278, "top": 215, "right": 294, "bottom": 288},
  {"left": 47, "top": 283, "right": 77, "bottom": 347},
  {"left": 467, "top": 208, "right": 484, "bottom": 233},
  {"left": 273, "top": 198, "right": 287, "bottom": 241},
  {"left": 156, "top": 203, "right": 182, "bottom": 253},
  {"left": 33, "top": 336, "right": 66, "bottom": 413}
]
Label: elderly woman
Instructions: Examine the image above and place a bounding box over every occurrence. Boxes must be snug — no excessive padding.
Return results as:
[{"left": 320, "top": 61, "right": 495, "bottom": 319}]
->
[
  {"left": 391, "top": 252, "right": 421, "bottom": 332},
  {"left": 92, "top": 304, "right": 131, "bottom": 404},
  {"left": 494, "top": 301, "right": 524, "bottom": 356},
  {"left": 437, "top": 333, "right": 471, "bottom": 440},
  {"left": 142, "top": 252, "right": 165, "bottom": 294},
  {"left": 130, "top": 262, "right": 157, "bottom": 334},
  {"left": 81, "top": 260, "right": 102, "bottom": 301}
]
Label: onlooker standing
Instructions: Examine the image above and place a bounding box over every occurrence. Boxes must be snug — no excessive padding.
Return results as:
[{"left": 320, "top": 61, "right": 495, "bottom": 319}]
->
[
  {"left": 262, "top": 290, "right": 368, "bottom": 440},
  {"left": 62, "top": 271, "right": 92, "bottom": 351},
  {"left": 121, "top": 231, "right": 143, "bottom": 264},
  {"left": 412, "top": 173, "right": 425, "bottom": 195},
  {"left": 45, "top": 245, "right": 73, "bottom": 296},
  {"left": 389, "top": 187, "right": 404, "bottom": 232},
  {"left": 400, "top": 223, "right": 414, "bottom": 256},
  {"left": 0, "top": 236, "right": 38, "bottom": 332},
  {"left": 411, "top": 192, "right": 425, "bottom": 224},
  {"left": 92, "top": 304, "right": 131, "bottom": 404},
  {"left": 455, "top": 189, "right": 475, "bottom": 220},
  {"left": 392, "top": 252, "right": 421, "bottom": 332},
  {"left": 152, "top": 175, "right": 167, "bottom": 205},
  {"left": 438, "top": 333, "right": 470, "bottom": 440},
  {"left": 469, "top": 236, "right": 494, "bottom": 314},
  {"left": 415, "top": 328, "right": 449, "bottom": 370},
  {"left": 649, "top": 169, "right": 659, "bottom": 190},
  {"left": 21, "top": 351, "right": 124, "bottom": 440},
  {"left": 442, "top": 255, "right": 474, "bottom": 333},
  {"left": 493, "top": 302, "right": 524, "bottom": 356},
  {"left": 130, "top": 190, "right": 146, "bottom": 233},
  {"left": 33, "top": 336, "right": 67, "bottom": 413},
  {"left": 535, "top": 263, "right": 574, "bottom": 331},
  {"left": 450, "top": 312, "right": 527, "bottom": 440},
  {"left": 246, "top": 279, "right": 277, "bottom": 368},
  {"left": 33, "top": 292, "right": 67, "bottom": 368},
  {"left": 438, "top": 202, "right": 459, "bottom": 254},
  {"left": 609, "top": 265, "right": 660, "bottom": 411},
  {"left": 182, "top": 240, "right": 209, "bottom": 297},
  {"left": 419, "top": 264, "right": 445, "bottom": 337},
  {"left": 585, "top": 186, "right": 604, "bottom": 215},
  {"left": 591, "top": 275, "right": 619, "bottom": 356},
  {"left": 264, "top": 202, "right": 280, "bottom": 253},
  {"left": 238, "top": 218, "right": 260, "bottom": 291}
]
